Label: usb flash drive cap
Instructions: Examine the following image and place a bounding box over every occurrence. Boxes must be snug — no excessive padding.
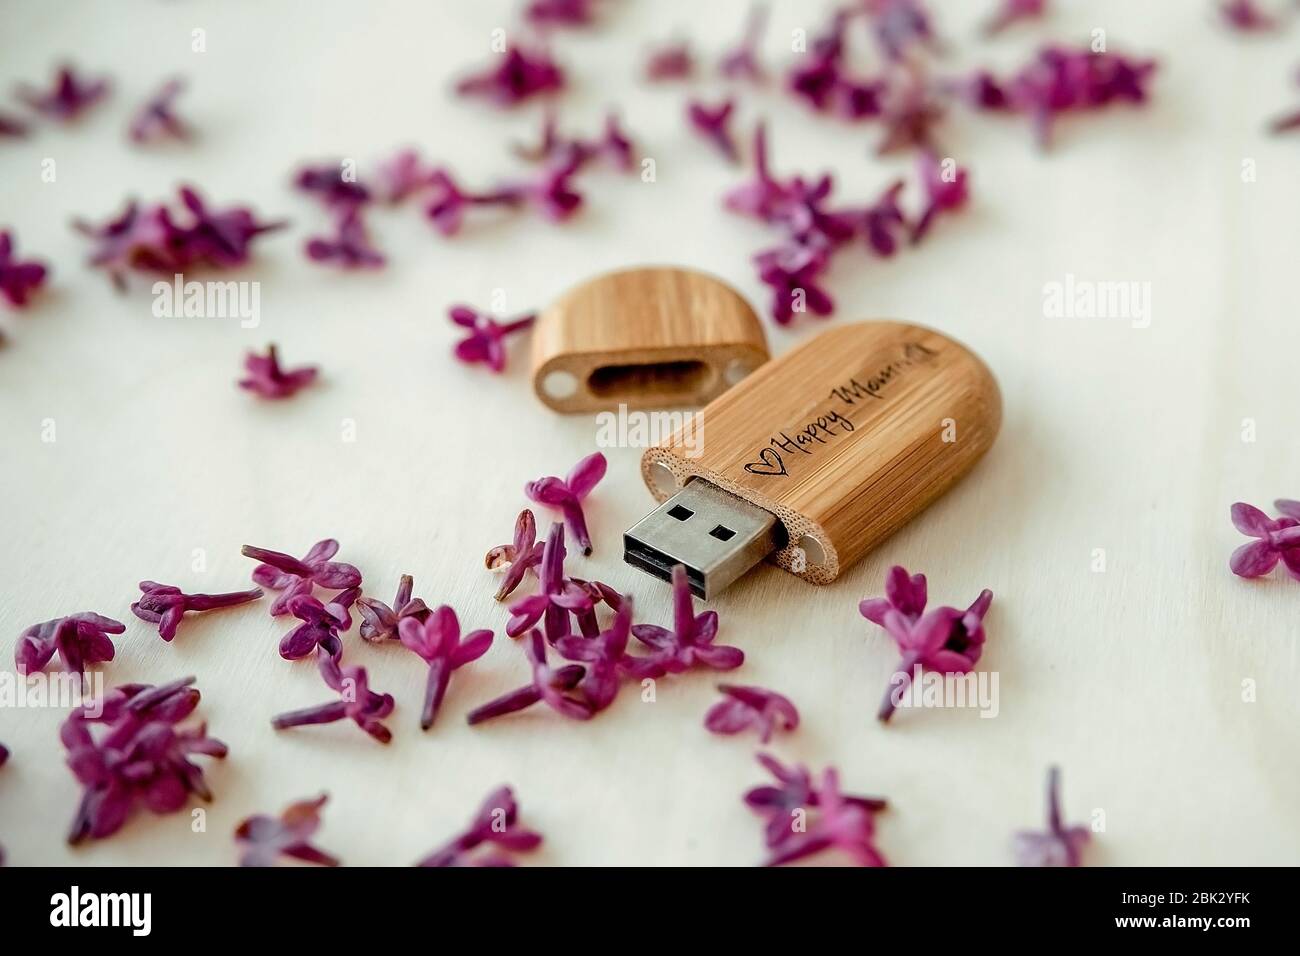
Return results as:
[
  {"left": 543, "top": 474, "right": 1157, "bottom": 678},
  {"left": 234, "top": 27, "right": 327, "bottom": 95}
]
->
[{"left": 623, "top": 479, "right": 782, "bottom": 599}]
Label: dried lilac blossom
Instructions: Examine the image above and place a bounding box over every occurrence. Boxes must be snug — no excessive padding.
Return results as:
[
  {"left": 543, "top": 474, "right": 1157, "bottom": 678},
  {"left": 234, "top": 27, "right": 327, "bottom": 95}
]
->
[
  {"left": 424, "top": 169, "right": 521, "bottom": 236},
  {"left": 486, "top": 509, "right": 545, "bottom": 601},
  {"left": 467, "top": 629, "right": 592, "bottom": 724},
  {"left": 568, "top": 577, "right": 626, "bottom": 638},
  {"left": 745, "top": 753, "right": 888, "bottom": 850},
  {"left": 554, "top": 597, "right": 633, "bottom": 712},
  {"left": 516, "top": 110, "right": 635, "bottom": 172},
  {"left": 417, "top": 786, "right": 542, "bottom": 867},
  {"left": 280, "top": 588, "right": 360, "bottom": 661},
  {"left": 371, "top": 148, "right": 439, "bottom": 204},
  {"left": 910, "top": 151, "right": 969, "bottom": 244},
  {"left": 687, "top": 99, "right": 741, "bottom": 163},
  {"left": 129, "top": 78, "right": 190, "bottom": 143},
  {"left": 1219, "top": 0, "right": 1280, "bottom": 32},
  {"left": 357, "top": 574, "right": 430, "bottom": 643},
  {"left": 862, "top": 180, "right": 907, "bottom": 256},
  {"left": 861, "top": 565, "right": 992, "bottom": 722},
  {"left": 493, "top": 152, "right": 586, "bottom": 223},
  {"left": 786, "top": 10, "right": 884, "bottom": 120},
  {"left": 17, "top": 65, "right": 110, "bottom": 122},
  {"left": 967, "top": 45, "right": 1158, "bottom": 148},
  {"left": 764, "top": 766, "right": 887, "bottom": 867},
  {"left": 61, "top": 676, "right": 226, "bottom": 844},
  {"left": 1229, "top": 500, "right": 1300, "bottom": 579},
  {"left": 305, "top": 208, "right": 385, "bottom": 269},
  {"left": 238, "top": 343, "right": 318, "bottom": 399},
  {"left": 399, "top": 606, "right": 494, "bottom": 729},
  {"left": 241, "top": 538, "right": 362, "bottom": 614},
  {"left": 74, "top": 187, "right": 285, "bottom": 289},
  {"left": 983, "top": 0, "right": 1047, "bottom": 36},
  {"left": 525, "top": 0, "right": 599, "bottom": 29},
  {"left": 755, "top": 242, "right": 835, "bottom": 324},
  {"left": 235, "top": 793, "right": 339, "bottom": 867},
  {"left": 294, "top": 162, "right": 371, "bottom": 209},
  {"left": 16, "top": 613, "right": 124, "bottom": 676},
  {"left": 272, "top": 651, "right": 395, "bottom": 743},
  {"left": 719, "top": 4, "right": 769, "bottom": 81},
  {"left": 131, "top": 581, "right": 263, "bottom": 642},
  {"left": 524, "top": 451, "right": 607, "bottom": 555},
  {"left": 1013, "top": 766, "right": 1090, "bottom": 866},
  {"left": 456, "top": 45, "right": 565, "bottom": 107},
  {"left": 451, "top": 304, "right": 536, "bottom": 373},
  {"left": 630, "top": 564, "right": 744, "bottom": 676},
  {"left": 704, "top": 685, "right": 799, "bottom": 743},
  {"left": 644, "top": 40, "right": 695, "bottom": 81},
  {"left": 865, "top": 0, "right": 936, "bottom": 63},
  {"left": 0, "top": 231, "right": 49, "bottom": 308},
  {"left": 507, "top": 522, "right": 592, "bottom": 642}
]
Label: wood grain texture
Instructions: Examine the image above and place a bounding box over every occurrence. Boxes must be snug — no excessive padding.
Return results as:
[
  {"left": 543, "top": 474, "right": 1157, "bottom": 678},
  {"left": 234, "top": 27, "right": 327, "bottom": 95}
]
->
[
  {"left": 531, "top": 266, "right": 769, "bottom": 413},
  {"left": 644, "top": 322, "right": 1001, "bottom": 584}
]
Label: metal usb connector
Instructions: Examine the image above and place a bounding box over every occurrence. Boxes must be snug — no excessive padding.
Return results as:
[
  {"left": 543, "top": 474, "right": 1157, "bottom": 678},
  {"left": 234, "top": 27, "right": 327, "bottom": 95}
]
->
[{"left": 623, "top": 479, "right": 783, "bottom": 599}]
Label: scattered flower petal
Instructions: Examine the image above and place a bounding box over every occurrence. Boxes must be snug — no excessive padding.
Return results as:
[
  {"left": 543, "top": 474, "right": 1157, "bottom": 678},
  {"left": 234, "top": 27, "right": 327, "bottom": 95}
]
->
[
  {"left": 910, "top": 151, "right": 969, "bottom": 243},
  {"left": 241, "top": 538, "right": 362, "bottom": 614},
  {"left": 687, "top": 98, "right": 741, "bottom": 162},
  {"left": 1219, "top": 0, "right": 1280, "bottom": 32},
  {"left": 131, "top": 581, "right": 263, "bottom": 642},
  {"left": 17, "top": 65, "right": 110, "bottom": 122},
  {"left": 371, "top": 148, "right": 439, "bottom": 204},
  {"left": 357, "top": 574, "right": 430, "bottom": 643},
  {"left": 272, "top": 651, "right": 395, "bottom": 743},
  {"left": 524, "top": 451, "right": 607, "bottom": 555},
  {"left": 466, "top": 629, "right": 592, "bottom": 723},
  {"left": 305, "top": 208, "right": 385, "bottom": 269},
  {"left": 554, "top": 597, "right": 633, "bottom": 712},
  {"left": 1013, "top": 766, "right": 1090, "bottom": 866},
  {"left": 0, "top": 231, "right": 49, "bottom": 308},
  {"left": 416, "top": 786, "right": 542, "bottom": 866},
  {"left": 486, "top": 509, "right": 545, "bottom": 601},
  {"left": 399, "top": 605, "right": 494, "bottom": 729},
  {"left": 1229, "top": 500, "right": 1300, "bottom": 578},
  {"left": 456, "top": 45, "right": 565, "bottom": 107},
  {"left": 629, "top": 564, "right": 744, "bottom": 675},
  {"left": 704, "top": 684, "right": 799, "bottom": 743},
  {"left": 507, "top": 522, "right": 592, "bottom": 642},
  {"left": 450, "top": 304, "right": 536, "bottom": 373},
  {"left": 720, "top": 4, "right": 769, "bottom": 81},
  {"left": 645, "top": 40, "right": 694, "bottom": 81},
  {"left": 16, "top": 612, "right": 124, "bottom": 676},
  {"left": 279, "top": 587, "right": 360, "bottom": 661},
  {"left": 238, "top": 344, "right": 319, "bottom": 399},
  {"left": 129, "top": 78, "right": 190, "bottom": 143},
  {"left": 294, "top": 162, "right": 371, "bottom": 209},
  {"left": 983, "top": 0, "right": 1048, "bottom": 36},
  {"left": 235, "top": 793, "right": 340, "bottom": 866}
]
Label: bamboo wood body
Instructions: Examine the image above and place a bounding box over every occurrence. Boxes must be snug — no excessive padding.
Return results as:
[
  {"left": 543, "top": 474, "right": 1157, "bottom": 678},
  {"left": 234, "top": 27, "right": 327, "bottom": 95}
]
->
[
  {"left": 641, "top": 321, "right": 1001, "bottom": 585},
  {"left": 531, "top": 267, "right": 769, "bottom": 413}
]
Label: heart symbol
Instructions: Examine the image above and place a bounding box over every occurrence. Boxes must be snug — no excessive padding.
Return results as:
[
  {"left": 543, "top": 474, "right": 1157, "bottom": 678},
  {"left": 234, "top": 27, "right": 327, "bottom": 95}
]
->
[{"left": 743, "top": 447, "right": 787, "bottom": 477}]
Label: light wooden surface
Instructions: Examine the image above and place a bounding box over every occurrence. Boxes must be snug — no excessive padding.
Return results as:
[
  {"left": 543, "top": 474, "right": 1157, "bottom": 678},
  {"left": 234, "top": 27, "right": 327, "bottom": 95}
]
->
[
  {"left": 1, "top": 0, "right": 1298, "bottom": 866},
  {"left": 646, "top": 321, "right": 1001, "bottom": 584},
  {"left": 532, "top": 266, "right": 769, "bottom": 412}
]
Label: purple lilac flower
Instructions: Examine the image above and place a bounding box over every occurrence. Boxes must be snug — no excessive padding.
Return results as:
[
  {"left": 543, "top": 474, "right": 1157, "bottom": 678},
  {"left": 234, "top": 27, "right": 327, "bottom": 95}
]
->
[
  {"left": 865, "top": 0, "right": 936, "bottom": 63},
  {"left": 456, "top": 45, "right": 565, "bottom": 107},
  {"left": 525, "top": 0, "right": 599, "bottom": 29},
  {"left": 1219, "top": 0, "right": 1280, "bottom": 32},
  {"left": 466, "top": 630, "right": 592, "bottom": 724},
  {"left": 17, "top": 65, "right": 110, "bottom": 121},
  {"left": 568, "top": 578, "right": 626, "bottom": 638},
  {"left": 61, "top": 676, "right": 226, "bottom": 844},
  {"left": 235, "top": 794, "right": 339, "bottom": 867},
  {"left": 424, "top": 169, "right": 522, "bottom": 236},
  {"left": 492, "top": 152, "right": 586, "bottom": 223},
  {"left": 131, "top": 581, "right": 263, "bottom": 642},
  {"left": 279, "top": 587, "right": 361, "bottom": 661},
  {"left": 719, "top": 4, "right": 769, "bottom": 81},
  {"left": 272, "top": 651, "right": 395, "bottom": 743},
  {"left": 16, "top": 613, "right": 124, "bottom": 676},
  {"left": 294, "top": 162, "right": 371, "bottom": 209},
  {"left": 754, "top": 241, "right": 835, "bottom": 324},
  {"left": 875, "top": 64, "right": 946, "bottom": 154},
  {"left": 451, "top": 304, "right": 536, "bottom": 374},
  {"left": 724, "top": 123, "right": 792, "bottom": 220},
  {"left": 704, "top": 685, "right": 799, "bottom": 743},
  {"left": 305, "top": 208, "right": 385, "bottom": 269},
  {"left": 553, "top": 597, "right": 633, "bottom": 712},
  {"left": 507, "top": 523, "right": 593, "bottom": 642},
  {"left": 524, "top": 451, "right": 607, "bottom": 555},
  {"left": 786, "top": 10, "right": 851, "bottom": 112},
  {"left": 0, "top": 112, "right": 29, "bottom": 137},
  {"left": 238, "top": 344, "right": 318, "bottom": 399},
  {"left": 764, "top": 766, "right": 887, "bottom": 867},
  {"left": 983, "top": 0, "right": 1048, "bottom": 36},
  {"left": 129, "top": 78, "right": 190, "bottom": 143},
  {"left": 416, "top": 786, "right": 542, "bottom": 866},
  {"left": 910, "top": 151, "right": 969, "bottom": 244},
  {"left": 1229, "top": 500, "right": 1300, "bottom": 578},
  {"left": 686, "top": 99, "right": 741, "bottom": 163},
  {"left": 861, "top": 565, "right": 992, "bottom": 723},
  {"left": 399, "top": 606, "right": 494, "bottom": 730},
  {"left": 745, "top": 753, "right": 888, "bottom": 850},
  {"left": 486, "top": 510, "right": 545, "bottom": 601},
  {"left": 645, "top": 41, "right": 694, "bottom": 81},
  {"left": 1013, "top": 766, "right": 1090, "bottom": 866},
  {"left": 862, "top": 180, "right": 908, "bottom": 256},
  {"left": 371, "top": 148, "right": 439, "bottom": 203},
  {"left": 629, "top": 564, "right": 744, "bottom": 676},
  {"left": 517, "top": 111, "right": 635, "bottom": 171},
  {"left": 241, "top": 538, "right": 362, "bottom": 614},
  {"left": 0, "top": 231, "right": 49, "bottom": 308},
  {"left": 357, "top": 574, "right": 430, "bottom": 643},
  {"left": 171, "top": 186, "right": 287, "bottom": 268}
]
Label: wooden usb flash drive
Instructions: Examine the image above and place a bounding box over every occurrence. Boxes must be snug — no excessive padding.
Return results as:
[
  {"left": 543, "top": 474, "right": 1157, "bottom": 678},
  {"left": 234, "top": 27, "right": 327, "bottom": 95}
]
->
[
  {"left": 531, "top": 267, "right": 769, "bottom": 413},
  {"left": 624, "top": 321, "right": 1001, "bottom": 598}
]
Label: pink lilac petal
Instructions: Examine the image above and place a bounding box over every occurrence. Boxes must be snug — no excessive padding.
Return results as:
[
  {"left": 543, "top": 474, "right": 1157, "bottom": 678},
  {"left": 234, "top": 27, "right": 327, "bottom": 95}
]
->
[
  {"left": 451, "top": 304, "right": 536, "bottom": 373},
  {"left": 235, "top": 794, "right": 339, "bottom": 867},
  {"left": 398, "top": 605, "right": 494, "bottom": 729},
  {"left": 416, "top": 785, "right": 542, "bottom": 867},
  {"left": 129, "top": 78, "right": 189, "bottom": 143},
  {"left": 686, "top": 99, "right": 741, "bottom": 163},
  {"left": 704, "top": 684, "right": 799, "bottom": 743},
  {"left": 455, "top": 45, "right": 565, "bottom": 107},
  {"left": 553, "top": 597, "right": 633, "bottom": 712},
  {"left": 645, "top": 41, "right": 694, "bottom": 81},
  {"left": 1013, "top": 766, "right": 1090, "bottom": 866},
  {"left": 305, "top": 208, "right": 385, "bottom": 269},
  {"left": 357, "top": 574, "right": 430, "bottom": 643},
  {"left": 629, "top": 564, "right": 743, "bottom": 675},
  {"left": 719, "top": 4, "right": 769, "bottom": 81},
  {"left": 0, "top": 231, "right": 49, "bottom": 308},
  {"left": 238, "top": 344, "right": 318, "bottom": 399},
  {"left": 130, "top": 581, "right": 263, "bottom": 642},
  {"left": 486, "top": 509, "right": 545, "bottom": 601},
  {"left": 17, "top": 65, "right": 110, "bottom": 121},
  {"left": 16, "top": 613, "right": 125, "bottom": 676},
  {"left": 466, "top": 629, "right": 592, "bottom": 724},
  {"left": 524, "top": 451, "right": 606, "bottom": 555}
]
